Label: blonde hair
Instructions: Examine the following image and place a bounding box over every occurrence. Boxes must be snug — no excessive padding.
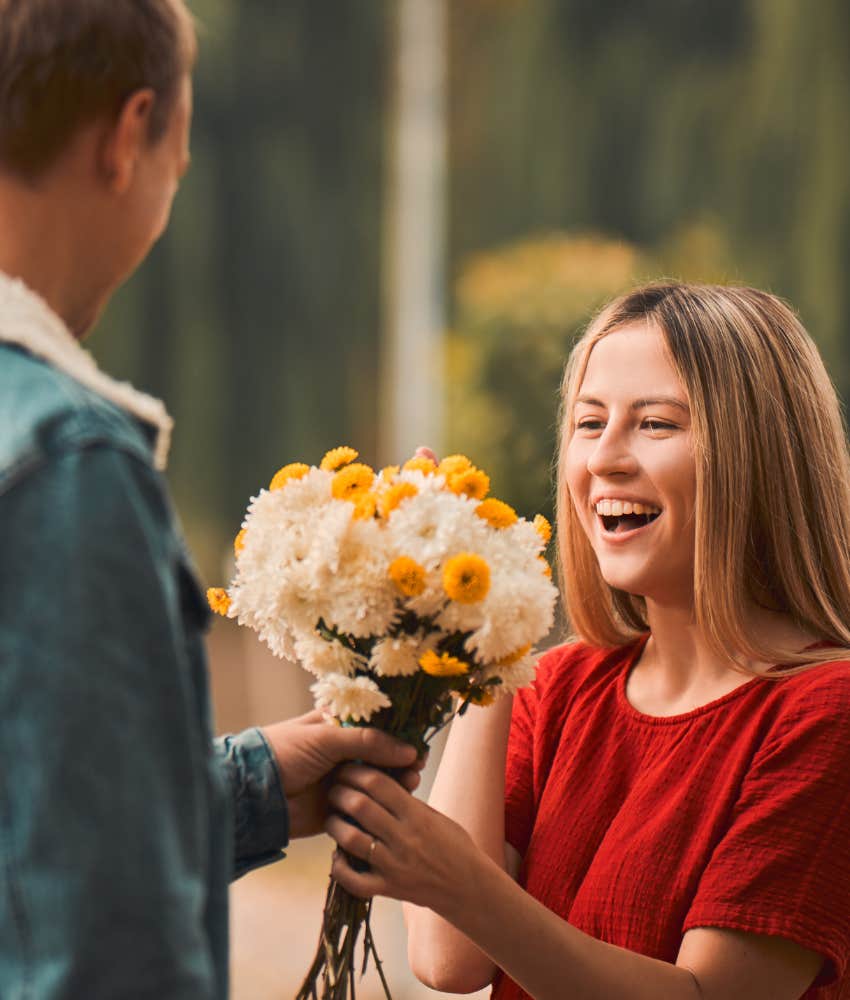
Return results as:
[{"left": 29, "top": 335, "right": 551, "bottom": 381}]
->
[{"left": 557, "top": 282, "right": 850, "bottom": 675}]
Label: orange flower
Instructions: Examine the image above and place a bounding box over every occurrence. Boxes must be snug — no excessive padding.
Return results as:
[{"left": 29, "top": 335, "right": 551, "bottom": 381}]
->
[
  {"left": 321, "top": 446, "right": 359, "bottom": 471},
  {"left": 447, "top": 467, "right": 490, "bottom": 501},
  {"left": 534, "top": 514, "right": 552, "bottom": 545},
  {"left": 475, "top": 497, "right": 518, "bottom": 528},
  {"left": 419, "top": 650, "right": 469, "bottom": 677},
  {"left": 377, "top": 481, "right": 418, "bottom": 518},
  {"left": 443, "top": 553, "right": 491, "bottom": 604},
  {"left": 207, "top": 588, "right": 231, "bottom": 616},
  {"left": 403, "top": 455, "right": 437, "bottom": 475},
  {"left": 269, "top": 463, "right": 309, "bottom": 491},
  {"left": 388, "top": 556, "right": 427, "bottom": 597},
  {"left": 331, "top": 463, "right": 375, "bottom": 500}
]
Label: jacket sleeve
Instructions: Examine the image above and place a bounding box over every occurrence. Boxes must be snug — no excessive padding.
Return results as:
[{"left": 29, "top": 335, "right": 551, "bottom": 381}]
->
[
  {"left": 213, "top": 728, "right": 289, "bottom": 878},
  {"left": 0, "top": 441, "right": 220, "bottom": 998}
]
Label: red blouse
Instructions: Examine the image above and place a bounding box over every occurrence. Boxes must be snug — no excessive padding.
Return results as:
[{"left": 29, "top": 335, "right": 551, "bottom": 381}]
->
[{"left": 496, "top": 639, "right": 850, "bottom": 999}]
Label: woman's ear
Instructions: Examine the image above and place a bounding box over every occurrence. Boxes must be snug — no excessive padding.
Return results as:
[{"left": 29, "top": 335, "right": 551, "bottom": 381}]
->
[{"left": 98, "top": 88, "right": 156, "bottom": 194}]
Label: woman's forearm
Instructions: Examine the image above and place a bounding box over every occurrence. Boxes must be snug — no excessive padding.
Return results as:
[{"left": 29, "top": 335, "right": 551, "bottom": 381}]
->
[
  {"left": 441, "top": 852, "right": 700, "bottom": 1000},
  {"left": 403, "top": 695, "right": 514, "bottom": 991}
]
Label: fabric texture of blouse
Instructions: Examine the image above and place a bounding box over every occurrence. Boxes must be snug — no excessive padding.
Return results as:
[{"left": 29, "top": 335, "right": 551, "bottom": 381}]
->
[{"left": 496, "top": 639, "right": 850, "bottom": 999}]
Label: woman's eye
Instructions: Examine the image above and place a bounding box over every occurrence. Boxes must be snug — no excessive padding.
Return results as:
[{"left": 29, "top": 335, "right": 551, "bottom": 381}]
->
[
  {"left": 576, "top": 419, "right": 605, "bottom": 432},
  {"left": 643, "top": 419, "right": 676, "bottom": 433}
]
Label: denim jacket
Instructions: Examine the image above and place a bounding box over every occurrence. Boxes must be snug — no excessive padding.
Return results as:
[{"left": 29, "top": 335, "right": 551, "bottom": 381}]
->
[{"left": 0, "top": 276, "right": 288, "bottom": 999}]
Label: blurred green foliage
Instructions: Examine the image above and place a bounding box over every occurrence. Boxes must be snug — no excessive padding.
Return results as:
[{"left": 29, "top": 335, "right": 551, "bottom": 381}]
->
[{"left": 85, "top": 0, "right": 850, "bottom": 576}]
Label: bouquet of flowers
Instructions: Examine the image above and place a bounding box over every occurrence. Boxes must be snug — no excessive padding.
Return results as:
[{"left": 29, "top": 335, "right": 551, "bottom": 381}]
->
[{"left": 207, "top": 447, "right": 557, "bottom": 999}]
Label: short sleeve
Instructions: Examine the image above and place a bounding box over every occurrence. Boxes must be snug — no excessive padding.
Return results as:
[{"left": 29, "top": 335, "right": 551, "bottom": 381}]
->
[
  {"left": 504, "top": 654, "right": 547, "bottom": 858},
  {"left": 684, "top": 668, "right": 850, "bottom": 986}
]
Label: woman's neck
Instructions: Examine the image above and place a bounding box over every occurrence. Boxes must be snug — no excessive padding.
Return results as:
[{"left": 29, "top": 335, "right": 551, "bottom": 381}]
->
[{"left": 631, "top": 600, "right": 817, "bottom": 716}]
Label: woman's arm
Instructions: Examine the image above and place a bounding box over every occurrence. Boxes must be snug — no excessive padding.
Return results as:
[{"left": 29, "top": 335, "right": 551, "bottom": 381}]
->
[
  {"left": 326, "top": 766, "right": 822, "bottom": 1000},
  {"left": 405, "top": 695, "right": 515, "bottom": 991}
]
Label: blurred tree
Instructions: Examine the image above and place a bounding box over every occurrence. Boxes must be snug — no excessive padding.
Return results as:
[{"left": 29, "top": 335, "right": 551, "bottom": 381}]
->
[
  {"left": 446, "top": 233, "right": 644, "bottom": 520},
  {"left": 448, "top": 0, "right": 850, "bottom": 387},
  {"left": 83, "top": 0, "right": 850, "bottom": 574},
  {"left": 90, "top": 0, "right": 391, "bottom": 572}
]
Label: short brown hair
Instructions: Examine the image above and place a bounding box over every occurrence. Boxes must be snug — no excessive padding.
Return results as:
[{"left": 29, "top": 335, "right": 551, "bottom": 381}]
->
[
  {"left": 557, "top": 282, "right": 850, "bottom": 674},
  {"left": 0, "top": 0, "right": 196, "bottom": 180}
]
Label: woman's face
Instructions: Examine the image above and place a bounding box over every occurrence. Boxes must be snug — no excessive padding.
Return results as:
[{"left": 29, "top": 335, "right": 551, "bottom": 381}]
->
[{"left": 565, "top": 322, "right": 697, "bottom": 607}]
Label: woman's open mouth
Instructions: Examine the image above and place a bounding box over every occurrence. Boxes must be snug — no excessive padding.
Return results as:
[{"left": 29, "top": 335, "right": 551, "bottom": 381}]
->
[{"left": 595, "top": 499, "right": 661, "bottom": 535}]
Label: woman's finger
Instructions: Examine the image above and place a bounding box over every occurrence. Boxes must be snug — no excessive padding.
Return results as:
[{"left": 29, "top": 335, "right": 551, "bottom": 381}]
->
[
  {"left": 327, "top": 783, "right": 395, "bottom": 842},
  {"left": 334, "top": 764, "right": 411, "bottom": 817},
  {"left": 397, "top": 767, "right": 422, "bottom": 793},
  {"left": 414, "top": 445, "right": 438, "bottom": 463},
  {"left": 325, "top": 813, "right": 381, "bottom": 862},
  {"left": 330, "top": 850, "right": 387, "bottom": 901}
]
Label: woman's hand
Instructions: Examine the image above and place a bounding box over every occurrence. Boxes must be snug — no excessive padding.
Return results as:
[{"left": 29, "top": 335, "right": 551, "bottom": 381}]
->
[
  {"left": 262, "top": 712, "right": 425, "bottom": 838},
  {"left": 325, "top": 763, "right": 484, "bottom": 912}
]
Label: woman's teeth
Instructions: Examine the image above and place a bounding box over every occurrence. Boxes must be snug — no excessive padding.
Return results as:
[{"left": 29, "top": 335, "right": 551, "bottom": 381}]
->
[{"left": 594, "top": 500, "right": 661, "bottom": 517}]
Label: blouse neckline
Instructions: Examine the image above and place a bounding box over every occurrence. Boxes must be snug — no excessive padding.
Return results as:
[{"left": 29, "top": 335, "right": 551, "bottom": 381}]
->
[{"left": 616, "top": 635, "right": 765, "bottom": 726}]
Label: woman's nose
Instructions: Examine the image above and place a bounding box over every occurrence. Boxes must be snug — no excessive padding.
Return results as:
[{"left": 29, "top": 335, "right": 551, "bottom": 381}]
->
[{"left": 586, "top": 428, "right": 638, "bottom": 477}]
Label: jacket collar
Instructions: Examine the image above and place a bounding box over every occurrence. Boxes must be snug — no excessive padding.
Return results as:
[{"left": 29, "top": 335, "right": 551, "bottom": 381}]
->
[{"left": 0, "top": 270, "right": 172, "bottom": 469}]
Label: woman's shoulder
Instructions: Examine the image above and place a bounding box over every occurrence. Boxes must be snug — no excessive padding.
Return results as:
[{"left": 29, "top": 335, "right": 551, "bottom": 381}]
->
[
  {"left": 532, "top": 636, "right": 644, "bottom": 704},
  {"left": 768, "top": 655, "right": 850, "bottom": 718}
]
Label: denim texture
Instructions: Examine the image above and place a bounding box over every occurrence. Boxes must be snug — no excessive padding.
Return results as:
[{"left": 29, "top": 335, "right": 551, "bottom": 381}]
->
[{"left": 0, "top": 343, "right": 288, "bottom": 999}]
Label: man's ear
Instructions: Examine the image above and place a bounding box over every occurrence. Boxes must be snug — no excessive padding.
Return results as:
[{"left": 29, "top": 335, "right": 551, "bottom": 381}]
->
[{"left": 99, "top": 88, "right": 156, "bottom": 194}]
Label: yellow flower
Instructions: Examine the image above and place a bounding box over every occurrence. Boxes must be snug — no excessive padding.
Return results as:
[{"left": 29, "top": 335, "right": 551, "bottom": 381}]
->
[
  {"left": 443, "top": 553, "right": 491, "bottom": 604},
  {"left": 539, "top": 555, "right": 553, "bottom": 578},
  {"left": 403, "top": 455, "right": 437, "bottom": 475},
  {"left": 448, "top": 467, "right": 490, "bottom": 501},
  {"left": 420, "top": 649, "right": 469, "bottom": 677},
  {"left": 438, "top": 454, "right": 472, "bottom": 478},
  {"left": 534, "top": 514, "right": 552, "bottom": 545},
  {"left": 321, "top": 446, "right": 359, "bottom": 471},
  {"left": 475, "top": 497, "right": 518, "bottom": 529},
  {"left": 468, "top": 688, "right": 496, "bottom": 707},
  {"left": 352, "top": 492, "right": 377, "bottom": 520},
  {"left": 331, "top": 463, "right": 375, "bottom": 500},
  {"left": 377, "top": 481, "right": 418, "bottom": 518},
  {"left": 234, "top": 529, "right": 247, "bottom": 555},
  {"left": 388, "top": 556, "right": 427, "bottom": 597},
  {"left": 498, "top": 643, "right": 531, "bottom": 666},
  {"left": 269, "top": 463, "right": 310, "bottom": 491},
  {"left": 379, "top": 465, "right": 400, "bottom": 482},
  {"left": 207, "top": 587, "right": 231, "bottom": 616}
]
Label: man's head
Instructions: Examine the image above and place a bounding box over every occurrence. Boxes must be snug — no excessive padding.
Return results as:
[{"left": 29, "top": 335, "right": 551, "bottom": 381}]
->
[
  {"left": 0, "top": 0, "right": 197, "bottom": 335},
  {"left": 0, "top": 0, "right": 196, "bottom": 183}
]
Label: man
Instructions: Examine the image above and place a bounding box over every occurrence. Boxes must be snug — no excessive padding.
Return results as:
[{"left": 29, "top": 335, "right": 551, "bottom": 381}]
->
[{"left": 0, "top": 2, "right": 418, "bottom": 996}]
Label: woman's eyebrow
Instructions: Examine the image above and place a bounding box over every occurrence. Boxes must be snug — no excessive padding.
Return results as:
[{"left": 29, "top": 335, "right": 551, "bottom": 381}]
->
[
  {"left": 631, "top": 396, "right": 690, "bottom": 412},
  {"left": 575, "top": 394, "right": 689, "bottom": 412}
]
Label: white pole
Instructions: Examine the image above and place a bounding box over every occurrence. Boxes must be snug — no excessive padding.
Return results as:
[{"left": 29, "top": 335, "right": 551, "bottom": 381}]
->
[{"left": 380, "top": 0, "right": 447, "bottom": 465}]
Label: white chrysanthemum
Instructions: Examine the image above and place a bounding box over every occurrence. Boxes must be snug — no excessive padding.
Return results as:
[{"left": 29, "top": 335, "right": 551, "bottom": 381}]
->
[
  {"left": 228, "top": 478, "right": 357, "bottom": 649},
  {"left": 395, "top": 467, "right": 447, "bottom": 492},
  {"left": 294, "top": 632, "right": 363, "bottom": 677},
  {"left": 454, "top": 522, "right": 558, "bottom": 662},
  {"left": 268, "top": 466, "right": 334, "bottom": 513},
  {"left": 311, "top": 673, "right": 392, "bottom": 722},
  {"left": 320, "top": 516, "right": 398, "bottom": 637},
  {"left": 386, "top": 488, "right": 489, "bottom": 570},
  {"left": 370, "top": 634, "right": 435, "bottom": 677},
  {"left": 485, "top": 653, "right": 538, "bottom": 696}
]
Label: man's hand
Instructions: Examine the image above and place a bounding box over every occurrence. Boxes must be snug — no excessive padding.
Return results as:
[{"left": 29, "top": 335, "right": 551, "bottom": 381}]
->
[{"left": 261, "top": 711, "right": 424, "bottom": 839}]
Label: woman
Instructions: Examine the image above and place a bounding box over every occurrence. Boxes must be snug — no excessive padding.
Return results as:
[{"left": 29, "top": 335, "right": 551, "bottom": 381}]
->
[{"left": 325, "top": 283, "right": 850, "bottom": 1000}]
